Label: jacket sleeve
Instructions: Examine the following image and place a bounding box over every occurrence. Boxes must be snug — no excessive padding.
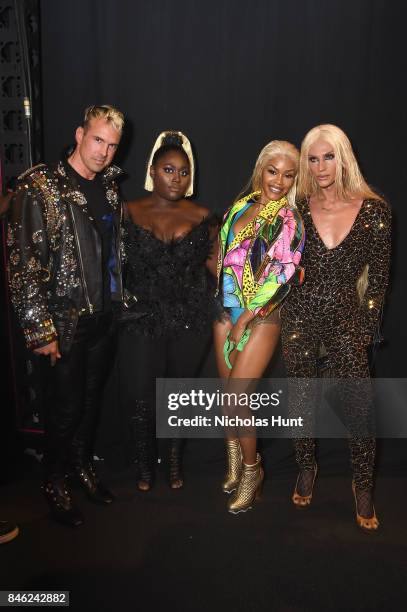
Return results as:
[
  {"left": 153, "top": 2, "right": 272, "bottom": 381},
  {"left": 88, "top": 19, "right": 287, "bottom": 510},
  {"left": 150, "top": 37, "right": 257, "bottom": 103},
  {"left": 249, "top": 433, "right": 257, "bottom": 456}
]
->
[
  {"left": 246, "top": 206, "right": 305, "bottom": 316},
  {"left": 361, "top": 200, "right": 391, "bottom": 339},
  {"left": 8, "top": 175, "right": 57, "bottom": 349}
]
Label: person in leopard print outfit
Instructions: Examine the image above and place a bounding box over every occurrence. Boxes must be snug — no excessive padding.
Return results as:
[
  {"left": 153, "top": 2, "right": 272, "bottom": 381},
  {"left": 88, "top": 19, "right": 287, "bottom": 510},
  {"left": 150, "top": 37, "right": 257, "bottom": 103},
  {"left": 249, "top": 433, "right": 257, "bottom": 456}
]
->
[{"left": 281, "top": 124, "right": 391, "bottom": 532}]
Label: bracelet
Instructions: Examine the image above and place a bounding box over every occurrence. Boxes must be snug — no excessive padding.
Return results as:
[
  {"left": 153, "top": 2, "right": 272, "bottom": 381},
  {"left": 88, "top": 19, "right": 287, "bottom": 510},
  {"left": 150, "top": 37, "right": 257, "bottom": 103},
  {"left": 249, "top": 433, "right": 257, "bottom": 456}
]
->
[{"left": 24, "top": 318, "right": 57, "bottom": 349}]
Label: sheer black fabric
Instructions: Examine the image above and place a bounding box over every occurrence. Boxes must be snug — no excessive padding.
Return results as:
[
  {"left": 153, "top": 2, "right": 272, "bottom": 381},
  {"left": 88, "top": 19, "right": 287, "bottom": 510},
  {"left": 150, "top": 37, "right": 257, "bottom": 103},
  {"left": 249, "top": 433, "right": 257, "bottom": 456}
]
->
[{"left": 122, "top": 216, "right": 218, "bottom": 337}]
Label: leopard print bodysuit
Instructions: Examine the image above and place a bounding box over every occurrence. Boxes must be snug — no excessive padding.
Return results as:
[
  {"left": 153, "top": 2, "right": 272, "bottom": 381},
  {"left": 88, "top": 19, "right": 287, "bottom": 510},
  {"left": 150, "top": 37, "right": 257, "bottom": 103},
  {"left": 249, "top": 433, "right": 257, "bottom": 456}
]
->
[{"left": 280, "top": 197, "right": 391, "bottom": 489}]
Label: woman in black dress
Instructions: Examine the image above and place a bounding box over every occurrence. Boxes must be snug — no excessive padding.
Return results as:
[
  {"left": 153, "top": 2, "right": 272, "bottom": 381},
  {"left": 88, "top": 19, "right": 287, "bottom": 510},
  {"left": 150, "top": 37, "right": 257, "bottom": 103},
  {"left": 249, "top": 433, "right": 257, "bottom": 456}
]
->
[{"left": 119, "top": 131, "right": 216, "bottom": 491}]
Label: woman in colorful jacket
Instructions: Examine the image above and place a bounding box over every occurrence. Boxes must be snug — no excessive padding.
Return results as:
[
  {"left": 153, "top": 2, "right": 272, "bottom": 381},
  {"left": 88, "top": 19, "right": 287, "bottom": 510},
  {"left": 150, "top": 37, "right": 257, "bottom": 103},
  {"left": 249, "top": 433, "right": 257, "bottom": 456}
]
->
[{"left": 214, "top": 140, "right": 305, "bottom": 514}]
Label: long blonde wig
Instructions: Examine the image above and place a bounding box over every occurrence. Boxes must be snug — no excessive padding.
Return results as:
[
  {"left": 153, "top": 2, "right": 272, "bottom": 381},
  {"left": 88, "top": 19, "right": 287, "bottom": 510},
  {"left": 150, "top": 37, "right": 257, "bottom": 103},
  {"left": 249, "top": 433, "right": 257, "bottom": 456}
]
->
[
  {"left": 244, "top": 140, "right": 299, "bottom": 207},
  {"left": 297, "top": 124, "right": 378, "bottom": 201},
  {"left": 298, "top": 124, "right": 380, "bottom": 303}
]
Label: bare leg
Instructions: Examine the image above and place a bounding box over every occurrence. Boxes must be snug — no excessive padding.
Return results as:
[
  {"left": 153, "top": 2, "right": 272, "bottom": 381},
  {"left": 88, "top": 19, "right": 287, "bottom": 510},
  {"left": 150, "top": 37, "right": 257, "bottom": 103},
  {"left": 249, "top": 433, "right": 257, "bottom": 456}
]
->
[
  {"left": 218, "top": 321, "right": 280, "bottom": 513},
  {"left": 213, "top": 319, "right": 237, "bottom": 440},
  {"left": 228, "top": 322, "right": 281, "bottom": 464},
  {"left": 213, "top": 318, "right": 235, "bottom": 379},
  {"left": 214, "top": 318, "right": 281, "bottom": 463}
]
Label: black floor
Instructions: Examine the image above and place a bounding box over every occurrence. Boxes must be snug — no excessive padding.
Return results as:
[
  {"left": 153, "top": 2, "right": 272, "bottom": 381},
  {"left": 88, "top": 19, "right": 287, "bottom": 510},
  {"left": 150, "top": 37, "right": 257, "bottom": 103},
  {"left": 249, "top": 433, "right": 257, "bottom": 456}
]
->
[{"left": 1, "top": 439, "right": 407, "bottom": 612}]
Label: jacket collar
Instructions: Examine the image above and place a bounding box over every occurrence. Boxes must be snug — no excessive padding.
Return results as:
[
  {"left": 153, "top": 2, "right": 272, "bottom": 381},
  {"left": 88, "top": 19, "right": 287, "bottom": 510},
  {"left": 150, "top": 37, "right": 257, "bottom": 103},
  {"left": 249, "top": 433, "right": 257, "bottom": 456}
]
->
[
  {"left": 216, "top": 192, "right": 287, "bottom": 288},
  {"left": 54, "top": 159, "right": 124, "bottom": 184},
  {"left": 101, "top": 164, "right": 124, "bottom": 183},
  {"left": 50, "top": 160, "right": 122, "bottom": 220},
  {"left": 219, "top": 192, "right": 287, "bottom": 253}
]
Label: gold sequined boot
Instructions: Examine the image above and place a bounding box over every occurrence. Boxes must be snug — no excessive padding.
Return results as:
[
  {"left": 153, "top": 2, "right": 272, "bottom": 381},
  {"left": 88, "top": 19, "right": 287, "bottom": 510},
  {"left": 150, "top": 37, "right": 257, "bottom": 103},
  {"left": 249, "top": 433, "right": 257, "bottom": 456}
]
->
[
  {"left": 222, "top": 439, "right": 243, "bottom": 494},
  {"left": 227, "top": 453, "right": 263, "bottom": 514}
]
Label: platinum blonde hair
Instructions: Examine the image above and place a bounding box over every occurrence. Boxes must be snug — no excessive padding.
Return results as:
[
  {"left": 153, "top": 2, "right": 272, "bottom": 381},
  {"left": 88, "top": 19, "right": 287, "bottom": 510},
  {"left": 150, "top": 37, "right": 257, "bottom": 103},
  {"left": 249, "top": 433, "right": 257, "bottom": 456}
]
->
[
  {"left": 250, "top": 140, "right": 299, "bottom": 207},
  {"left": 83, "top": 104, "right": 124, "bottom": 132},
  {"left": 297, "top": 124, "right": 377, "bottom": 200},
  {"left": 144, "top": 130, "right": 195, "bottom": 197},
  {"left": 298, "top": 124, "right": 379, "bottom": 303}
]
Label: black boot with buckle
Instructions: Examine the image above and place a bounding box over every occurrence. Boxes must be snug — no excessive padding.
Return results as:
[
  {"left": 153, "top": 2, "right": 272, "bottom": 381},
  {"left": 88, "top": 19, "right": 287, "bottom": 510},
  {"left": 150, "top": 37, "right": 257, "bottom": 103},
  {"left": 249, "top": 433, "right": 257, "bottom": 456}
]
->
[
  {"left": 71, "top": 430, "right": 115, "bottom": 505},
  {"left": 72, "top": 461, "right": 115, "bottom": 505},
  {"left": 43, "top": 477, "right": 84, "bottom": 527}
]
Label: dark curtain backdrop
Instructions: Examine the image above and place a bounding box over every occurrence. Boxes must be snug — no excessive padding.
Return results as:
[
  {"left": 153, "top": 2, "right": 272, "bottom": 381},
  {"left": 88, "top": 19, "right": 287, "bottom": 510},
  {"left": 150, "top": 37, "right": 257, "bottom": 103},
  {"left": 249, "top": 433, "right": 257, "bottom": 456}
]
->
[{"left": 40, "top": 0, "right": 406, "bottom": 378}]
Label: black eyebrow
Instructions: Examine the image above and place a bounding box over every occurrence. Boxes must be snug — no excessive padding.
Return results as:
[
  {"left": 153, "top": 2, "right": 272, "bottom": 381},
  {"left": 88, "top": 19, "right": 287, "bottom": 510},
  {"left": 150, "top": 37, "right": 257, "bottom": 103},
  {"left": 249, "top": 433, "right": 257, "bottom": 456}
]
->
[
  {"left": 267, "top": 163, "right": 295, "bottom": 172},
  {"left": 163, "top": 163, "right": 189, "bottom": 169}
]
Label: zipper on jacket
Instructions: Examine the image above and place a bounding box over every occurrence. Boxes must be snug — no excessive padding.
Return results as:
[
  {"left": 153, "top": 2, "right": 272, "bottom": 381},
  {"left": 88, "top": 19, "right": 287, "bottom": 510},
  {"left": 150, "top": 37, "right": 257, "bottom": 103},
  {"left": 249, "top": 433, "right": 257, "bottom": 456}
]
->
[{"left": 68, "top": 202, "right": 93, "bottom": 314}]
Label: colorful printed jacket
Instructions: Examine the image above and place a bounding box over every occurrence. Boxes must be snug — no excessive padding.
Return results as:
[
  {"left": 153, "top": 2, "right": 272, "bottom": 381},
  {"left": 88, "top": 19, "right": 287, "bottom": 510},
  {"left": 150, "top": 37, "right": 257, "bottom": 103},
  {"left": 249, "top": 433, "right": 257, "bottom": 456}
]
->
[{"left": 216, "top": 191, "right": 305, "bottom": 318}]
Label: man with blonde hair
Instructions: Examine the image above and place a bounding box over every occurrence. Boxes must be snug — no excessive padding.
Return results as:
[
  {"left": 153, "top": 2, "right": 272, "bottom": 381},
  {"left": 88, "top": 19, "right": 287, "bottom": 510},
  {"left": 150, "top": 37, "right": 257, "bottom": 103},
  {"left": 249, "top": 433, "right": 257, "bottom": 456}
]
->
[{"left": 8, "top": 105, "right": 125, "bottom": 526}]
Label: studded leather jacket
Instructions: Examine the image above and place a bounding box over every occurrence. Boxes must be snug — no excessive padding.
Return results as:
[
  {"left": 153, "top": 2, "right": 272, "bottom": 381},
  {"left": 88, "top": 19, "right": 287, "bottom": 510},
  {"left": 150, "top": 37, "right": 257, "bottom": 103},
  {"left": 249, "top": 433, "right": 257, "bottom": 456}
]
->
[{"left": 8, "top": 160, "right": 123, "bottom": 349}]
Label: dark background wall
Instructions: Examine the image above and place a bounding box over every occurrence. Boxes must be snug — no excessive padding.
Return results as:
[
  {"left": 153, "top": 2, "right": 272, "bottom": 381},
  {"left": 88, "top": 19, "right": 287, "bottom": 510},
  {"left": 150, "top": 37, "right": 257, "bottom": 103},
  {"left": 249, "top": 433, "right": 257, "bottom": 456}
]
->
[{"left": 39, "top": 0, "right": 407, "bottom": 377}]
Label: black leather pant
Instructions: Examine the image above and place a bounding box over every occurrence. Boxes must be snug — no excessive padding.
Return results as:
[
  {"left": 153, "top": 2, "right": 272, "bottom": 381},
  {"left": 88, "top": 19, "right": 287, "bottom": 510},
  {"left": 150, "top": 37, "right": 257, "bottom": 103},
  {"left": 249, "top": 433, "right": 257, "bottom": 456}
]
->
[{"left": 44, "top": 311, "right": 117, "bottom": 480}]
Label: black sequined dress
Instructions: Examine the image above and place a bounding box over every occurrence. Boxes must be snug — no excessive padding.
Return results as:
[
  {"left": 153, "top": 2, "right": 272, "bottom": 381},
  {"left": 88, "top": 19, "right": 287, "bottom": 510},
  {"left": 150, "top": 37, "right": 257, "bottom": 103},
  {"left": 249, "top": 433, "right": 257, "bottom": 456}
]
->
[{"left": 281, "top": 198, "right": 391, "bottom": 489}]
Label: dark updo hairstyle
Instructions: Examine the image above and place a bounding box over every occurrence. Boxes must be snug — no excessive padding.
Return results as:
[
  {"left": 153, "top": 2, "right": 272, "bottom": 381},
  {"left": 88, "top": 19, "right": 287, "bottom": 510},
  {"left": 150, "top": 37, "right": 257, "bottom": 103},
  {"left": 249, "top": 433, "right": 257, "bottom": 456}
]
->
[{"left": 151, "top": 132, "right": 189, "bottom": 166}]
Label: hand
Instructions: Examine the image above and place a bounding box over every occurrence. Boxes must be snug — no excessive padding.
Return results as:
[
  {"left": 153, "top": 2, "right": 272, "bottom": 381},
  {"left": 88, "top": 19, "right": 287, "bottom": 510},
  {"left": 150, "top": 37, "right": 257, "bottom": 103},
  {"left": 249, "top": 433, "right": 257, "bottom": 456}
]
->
[
  {"left": 229, "top": 308, "right": 256, "bottom": 345},
  {"left": 33, "top": 341, "right": 61, "bottom": 366},
  {"left": 229, "top": 320, "right": 247, "bottom": 346}
]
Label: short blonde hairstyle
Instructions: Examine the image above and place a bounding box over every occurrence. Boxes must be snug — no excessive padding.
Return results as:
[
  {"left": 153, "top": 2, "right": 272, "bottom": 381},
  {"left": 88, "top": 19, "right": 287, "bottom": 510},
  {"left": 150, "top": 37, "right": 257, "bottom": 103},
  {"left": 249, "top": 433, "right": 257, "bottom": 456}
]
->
[
  {"left": 83, "top": 104, "right": 124, "bottom": 132},
  {"left": 297, "top": 124, "right": 377, "bottom": 200},
  {"left": 249, "top": 140, "right": 299, "bottom": 207}
]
